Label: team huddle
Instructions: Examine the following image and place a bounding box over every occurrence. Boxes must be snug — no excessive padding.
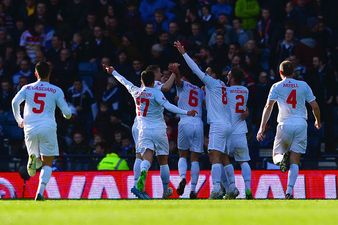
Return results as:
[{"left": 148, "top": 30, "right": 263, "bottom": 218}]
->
[{"left": 11, "top": 41, "right": 321, "bottom": 200}]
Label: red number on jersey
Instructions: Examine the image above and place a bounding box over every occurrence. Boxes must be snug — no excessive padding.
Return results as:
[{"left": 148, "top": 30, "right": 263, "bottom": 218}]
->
[
  {"left": 188, "top": 90, "right": 198, "bottom": 107},
  {"left": 136, "top": 97, "right": 150, "bottom": 117},
  {"left": 286, "top": 89, "right": 297, "bottom": 109},
  {"left": 221, "top": 87, "right": 227, "bottom": 105},
  {"left": 235, "top": 95, "right": 245, "bottom": 113},
  {"left": 32, "top": 92, "right": 46, "bottom": 114}
]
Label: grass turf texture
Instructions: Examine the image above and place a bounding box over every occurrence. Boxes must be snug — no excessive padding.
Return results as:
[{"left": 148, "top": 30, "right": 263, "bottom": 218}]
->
[{"left": 1, "top": 200, "right": 337, "bottom": 225}]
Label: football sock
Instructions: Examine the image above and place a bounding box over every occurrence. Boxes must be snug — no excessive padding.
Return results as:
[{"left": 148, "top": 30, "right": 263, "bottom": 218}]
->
[
  {"left": 224, "top": 164, "right": 236, "bottom": 192},
  {"left": 211, "top": 163, "right": 222, "bottom": 192},
  {"left": 160, "top": 164, "right": 170, "bottom": 192},
  {"left": 286, "top": 164, "right": 299, "bottom": 195},
  {"left": 273, "top": 154, "right": 284, "bottom": 165},
  {"left": 178, "top": 157, "right": 187, "bottom": 179},
  {"left": 140, "top": 160, "right": 151, "bottom": 172},
  {"left": 133, "top": 158, "right": 142, "bottom": 186},
  {"left": 37, "top": 165, "right": 52, "bottom": 196},
  {"left": 241, "top": 162, "right": 251, "bottom": 191},
  {"left": 220, "top": 165, "right": 229, "bottom": 193},
  {"left": 190, "top": 161, "right": 200, "bottom": 193}
]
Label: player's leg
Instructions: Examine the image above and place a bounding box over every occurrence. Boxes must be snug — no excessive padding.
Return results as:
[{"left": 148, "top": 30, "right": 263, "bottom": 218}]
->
[
  {"left": 157, "top": 155, "right": 172, "bottom": 199},
  {"left": 132, "top": 123, "right": 142, "bottom": 188},
  {"left": 138, "top": 149, "right": 153, "bottom": 192},
  {"left": 222, "top": 154, "right": 239, "bottom": 199},
  {"left": 35, "top": 155, "right": 54, "bottom": 200},
  {"left": 285, "top": 152, "right": 300, "bottom": 199},
  {"left": 177, "top": 150, "right": 188, "bottom": 196},
  {"left": 189, "top": 152, "right": 201, "bottom": 199},
  {"left": 25, "top": 133, "right": 40, "bottom": 177},
  {"left": 272, "top": 125, "right": 290, "bottom": 172},
  {"left": 240, "top": 161, "right": 252, "bottom": 199}
]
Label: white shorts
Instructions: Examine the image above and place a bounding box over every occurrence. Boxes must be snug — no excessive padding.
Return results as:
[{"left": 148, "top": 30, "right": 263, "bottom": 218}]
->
[
  {"left": 273, "top": 122, "right": 307, "bottom": 155},
  {"left": 132, "top": 122, "right": 141, "bottom": 154},
  {"left": 138, "top": 128, "right": 169, "bottom": 156},
  {"left": 208, "top": 123, "right": 231, "bottom": 153},
  {"left": 177, "top": 119, "right": 204, "bottom": 153},
  {"left": 24, "top": 127, "right": 59, "bottom": 157},
  {"left": 227, "top": 133, "right": 250, "bottom": 161}
]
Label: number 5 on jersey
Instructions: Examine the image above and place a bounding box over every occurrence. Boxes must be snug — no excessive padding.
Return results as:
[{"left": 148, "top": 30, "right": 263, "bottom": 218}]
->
[{"left": 32, "top": 92, "right": 46, "bottom": 114}]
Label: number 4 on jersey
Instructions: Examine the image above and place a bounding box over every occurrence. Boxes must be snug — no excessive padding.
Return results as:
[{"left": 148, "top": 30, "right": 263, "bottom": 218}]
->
[{"left": 286, "top": 89, "right": 297, "bottom": 109}]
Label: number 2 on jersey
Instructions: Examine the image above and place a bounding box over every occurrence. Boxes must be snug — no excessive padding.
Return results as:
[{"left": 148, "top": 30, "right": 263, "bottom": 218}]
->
[
  {"left": 136, "top": 97, "right": 150, "bottom": 117},
  {"left": 286, "top": 89, "right": 297, "bottom": 109},
  {"left": 188, "top": 90, "right": 198, "bottom": 107},
  {"left": 235, "top": 95, "right": 245, "bottom": 113},
  {"left": 32, "top": 92, "right": 46, "bottom": 114}
]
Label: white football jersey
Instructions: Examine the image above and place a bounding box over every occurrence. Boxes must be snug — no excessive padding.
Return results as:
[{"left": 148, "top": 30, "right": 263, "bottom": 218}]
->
[
  {"left": 12, "top": 80, "right": 71, "bottom": 132},
  {"left": 268, "top": 78, "right": 316, "bottom": 124},
  {"left": 227, "top": 85, "right": 248, "bottom": 134},
  {"left": 177, "top": 80, "right": 203, "bottom": 121},
  {"left": 202, "top": 76, "right": 231, "bottom": 125}
]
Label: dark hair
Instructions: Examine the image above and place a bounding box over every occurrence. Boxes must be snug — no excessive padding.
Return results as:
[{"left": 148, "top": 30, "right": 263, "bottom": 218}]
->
[
  {"left": 141, "top": 70, "right": 155, "bottom": 87},
  {"left": 145, "top": 65, "right": 160, "bottom": 73},
  {"left": 230, "top": 67, "right": 244, "bottom": 84},
  {"left": 35, "top": 61, "right": 50, "bottom": 79},
  {"left": 280, "top": 60, "right": 294, "bottom": 77}
]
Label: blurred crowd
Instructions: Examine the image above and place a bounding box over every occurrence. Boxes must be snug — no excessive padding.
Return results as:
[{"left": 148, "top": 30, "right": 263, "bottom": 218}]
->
[{"left": 0, "top": 0, "right": 337, "bottom": 171}]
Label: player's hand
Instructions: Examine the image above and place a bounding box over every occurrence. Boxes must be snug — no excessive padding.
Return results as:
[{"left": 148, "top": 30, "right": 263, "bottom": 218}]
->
[
  {"left": 103, "top": 64, "right": 115, "bottom": 74},
  {"left": 314, "top": 120, "right": 321, "bottom": 130},
  {"left": 18, "top": 121, "right": 24, "bottom": 128},
  {"left": 174, "top": 41, "right": 186, "bottom": 54},
  {"left": 187, "top": 110, "right": 197, "bottom": 117},
  {"left": 168, "top": 63, "right": 180, "bottom": 74},
  {"left": 256, "top": 129, "right": 265, "bottom": 142}
]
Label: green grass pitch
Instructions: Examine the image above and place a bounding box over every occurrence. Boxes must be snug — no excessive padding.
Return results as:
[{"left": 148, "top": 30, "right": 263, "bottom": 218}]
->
[{"left": 1, "top": 200, "right": 338, "bottom": 225}]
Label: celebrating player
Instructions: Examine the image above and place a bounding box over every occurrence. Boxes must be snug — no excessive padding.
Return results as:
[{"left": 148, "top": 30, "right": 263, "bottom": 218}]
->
[
  {"left": 131, "top": 65, "right": 175, "bottom": 195},
  {"left": 174, "top": 41, "right": 238, "bottom": 199},
  {"left": 169, "top": 63, "right": 204, "bottom": 199},
  {"left": 11, "top": 61, "right": 72, "bottom": 201},
  {"left": 222, "top": 68, "right": 252, "bottom": 199},
  {"left": 104, "top": 65, "right": 197, "bottom": 199},
  {"left": 257, "top": 60, "right": 321, "bottom": 199}
]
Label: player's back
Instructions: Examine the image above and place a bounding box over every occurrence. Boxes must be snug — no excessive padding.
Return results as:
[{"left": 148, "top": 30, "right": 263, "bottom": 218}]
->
[
  {"left": 268, "top": 78, "right": 316, "bottom": 124},
  {"left": 23, "top": 81, "right": 63, "bottom": 131},
  {"left": 177, "top": 81, "right": 203, "bottom": 121},
  {"left": 227, "top": 85, "right": 248, "bottom": 134},
  {"left": 135, "top": 87, "right": 167, "bottom": 130},
  {"left": 204, "top": 77, "right": 231, "bottom": 125}
]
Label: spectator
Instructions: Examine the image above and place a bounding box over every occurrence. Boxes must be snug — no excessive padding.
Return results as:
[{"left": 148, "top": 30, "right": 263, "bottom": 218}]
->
[
  {"left": 53, "top": 48, "right": 77, "bottom": 90},
  {"left": 101, "top": 76, "right": 121, "bottom": 113},
  {"left": 235, "top": 0, "right": 260, "bottom": 30},
  {"left": 168, "top": 22, "right": 184, "bottom": 45},
  {"left": 200, "top": 4, "right": 215, "bottom": 35},
  {"left": 188, "top": 23, "right": 207, "bottom": 50},
  {"left": 275, "top": 29, "right": 296, "bottom": 66},
  {"left": 46, "top": 34, "right": 63, "bottom": 64},
  {"left": 97, "top": 150, "right": 129, "bottom": 170},
  {"left": 153, "top": 9, "right": 170, "bottom": 33},
  {"left": 67, "top": 131, "right": 91, "bottom": 170},
  {"left": 211, "top": 0, "right": 232, "bottom": 18},
  {"left": 0, "top": 79, "right": 13, "bottom": 112},
  {"left": 87, "top": 25, "right": 115, "bottom": 62},
  {"left": 229, "top": 18, "right": 251, "bottom": 47},
  {"left": 139, "top": 0, "right": 175, "bottom": 23},
  {"left": 12, "top": 58, "right": 33, "bottom": 87}
]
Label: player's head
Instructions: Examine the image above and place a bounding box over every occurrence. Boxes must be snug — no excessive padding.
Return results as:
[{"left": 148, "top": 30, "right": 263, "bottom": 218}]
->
[
  {"left": 227, "top": 67, "right": 244, "bottom": 86},
  {"left": 279, "top": 60, "right": 294, "bottom": 79},
  {"left": 146, "top": 65, "right": 162, "bottom": 81},
  {"left": 35, "top": 61, "right": 51, "bottom": 80},
  {"left": 141, "top": 70, "right": 155, "bottom": 87}
]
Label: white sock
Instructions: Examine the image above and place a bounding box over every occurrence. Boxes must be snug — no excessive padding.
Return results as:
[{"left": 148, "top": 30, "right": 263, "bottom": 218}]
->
[
  {"left": 178, "top": 157, "right": 187, "bottom": 179},
  {"left": 211, "top": 163, "right": 222, "bottom": 192},
  {"left": 37, "top": 165, "right": 52, "bottom": 196},
  {"left": 224, "top": 164, "right": 236, "bottom": 192},
  {"left": 241, "top": 162, "right": 251, "bottom": 191},
  {"left": 220, "top": 166, "right": 229, "bottom": 194},
  {"left": 160, "top": 164, "right": 170, "bottom": 192},
  {"left": 133, "top": 158, "right": 142, "bottom": 186},
  {"left": 140, "top": 160, "right": 151, "bottom": 172},
  {"left": 190, "top": 161, "right": 200, "bottom": 193},
  {"left": 286, "top": 164, "right": 299, "bottom": 195},
  {"left": 273, "top": 154, "right": 284, "bottom": 165}
]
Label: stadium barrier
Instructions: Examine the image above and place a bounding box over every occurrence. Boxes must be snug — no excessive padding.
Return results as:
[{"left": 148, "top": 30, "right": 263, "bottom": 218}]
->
[{"left": 0, "top": 170, "right": 337, "bottom": 199}]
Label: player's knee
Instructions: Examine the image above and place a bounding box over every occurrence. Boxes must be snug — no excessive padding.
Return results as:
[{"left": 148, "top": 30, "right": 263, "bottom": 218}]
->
[
  {"left": 208, "top": 150, "right": 222, "bottom": 164},
  {"left": 157, "top": 155, "right": 168, "bottom": 165},
  {"left": 190, "top": 152, "right": 200, "bottom": 162},
  {"left": 289, "top": 151, "right": 301, "bottom": 164},
  {"left": 179, "top": 150, "right": 189, "bottom": 158}
]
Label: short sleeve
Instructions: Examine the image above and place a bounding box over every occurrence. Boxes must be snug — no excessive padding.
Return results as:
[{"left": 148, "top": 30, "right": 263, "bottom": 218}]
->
[
  {"left": 268, "top": 84, "right": 278, "bottom": 101},
  {"left": 305, "top": 83, "right": 316, "bottom": 103}
]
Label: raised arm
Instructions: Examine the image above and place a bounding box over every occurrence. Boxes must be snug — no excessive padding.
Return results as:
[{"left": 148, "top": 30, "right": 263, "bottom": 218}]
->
[
  {"left": 56, "top": 90, "right": 72, "bottom": 119},
  {"left": 161, "top": 73, "right": 176, "bottom": 92},
  {"left": 257, "top": 100, "right": 275, "bottom": 141},
  {"left": 168, "top": 63, "right": 183, "bottom": 88},
  {"left": 174, "top": 41, "right": 208, "bottom": 82},
  {"left": 11, "top": 87, "right": 26, "bottom": 128},
  {"left": 104, "top": 65, "right": 140, "bottom": 96}
]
